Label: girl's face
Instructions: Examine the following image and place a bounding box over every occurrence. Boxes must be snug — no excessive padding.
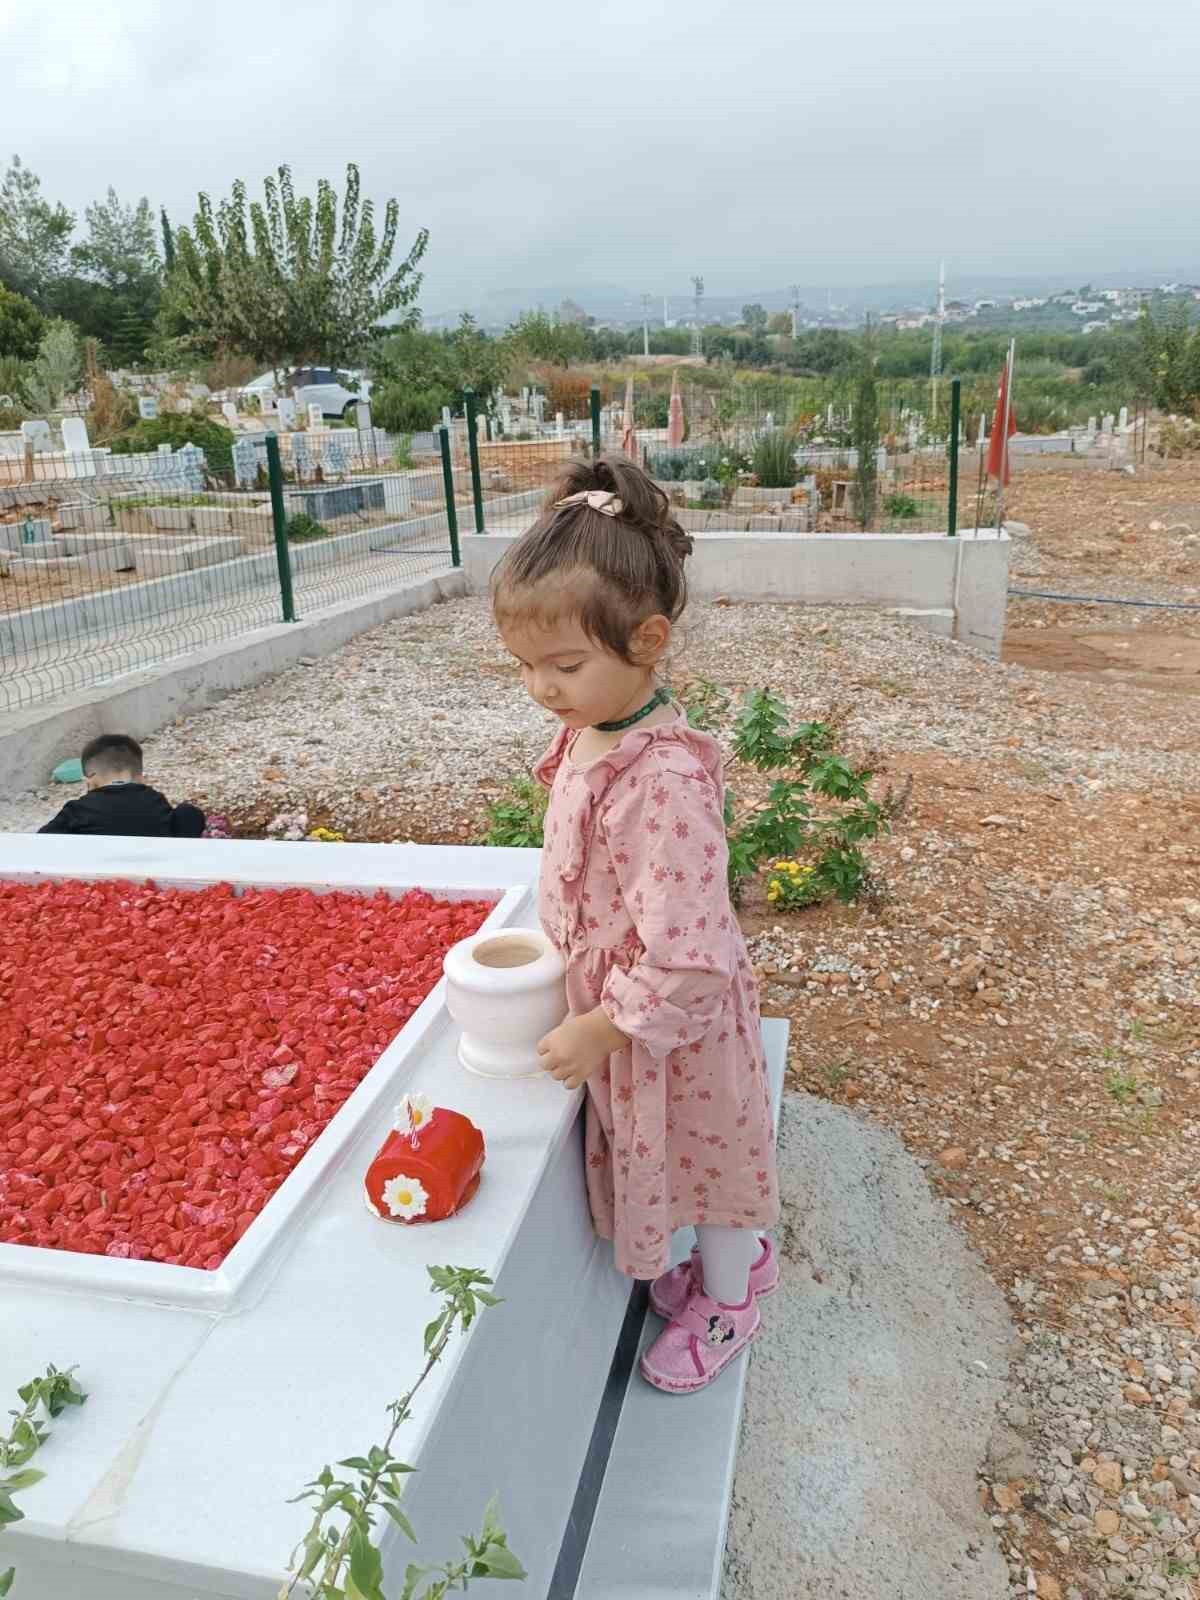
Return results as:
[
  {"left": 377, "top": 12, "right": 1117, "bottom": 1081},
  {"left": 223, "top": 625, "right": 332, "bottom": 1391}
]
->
[{"left": 501, "top": 614, "right": 668, "bottom": 731}]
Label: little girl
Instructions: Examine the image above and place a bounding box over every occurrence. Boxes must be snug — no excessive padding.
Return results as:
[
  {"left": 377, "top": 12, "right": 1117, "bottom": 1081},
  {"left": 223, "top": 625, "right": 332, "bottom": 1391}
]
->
[{"left": 490, "top": 454, "right": 780, "bottom": 1394}]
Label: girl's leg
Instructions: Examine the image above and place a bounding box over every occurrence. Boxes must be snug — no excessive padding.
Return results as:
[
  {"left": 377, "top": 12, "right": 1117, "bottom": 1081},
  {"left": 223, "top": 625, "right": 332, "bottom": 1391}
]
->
[{"left": 695, "top": 1224, "right": 760, "bottom": 1305}]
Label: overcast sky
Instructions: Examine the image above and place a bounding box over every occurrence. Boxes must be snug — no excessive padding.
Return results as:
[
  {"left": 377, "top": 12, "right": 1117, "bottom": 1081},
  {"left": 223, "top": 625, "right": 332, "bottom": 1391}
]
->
[{"left": 3, "top": 0, "right": 1196, "bottom": 315}]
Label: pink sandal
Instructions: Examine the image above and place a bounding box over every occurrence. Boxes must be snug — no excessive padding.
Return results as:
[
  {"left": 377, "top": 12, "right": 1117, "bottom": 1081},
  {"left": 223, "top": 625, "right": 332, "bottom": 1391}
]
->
[
  {"left": 640, "top": 1290, "right": 761, "bottom": 1394},
  {"left": 649, "top": 1235, "right": 778, "bottom": 1322}
]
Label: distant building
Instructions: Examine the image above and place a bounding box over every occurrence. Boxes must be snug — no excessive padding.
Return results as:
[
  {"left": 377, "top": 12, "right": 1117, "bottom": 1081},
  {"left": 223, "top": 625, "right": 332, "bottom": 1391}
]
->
[
  {"left": 1082, "top": 320, "right": 1109, "bottom": 334},
  {"left": 974, "top": 298, "right": 997, "bottom": 312},
  {"left": 1071, "top": 300, "right": 1104, "bottom": 315},
  {"left": 1013, "top": 296, "right": 1048, "bottom": 311}
]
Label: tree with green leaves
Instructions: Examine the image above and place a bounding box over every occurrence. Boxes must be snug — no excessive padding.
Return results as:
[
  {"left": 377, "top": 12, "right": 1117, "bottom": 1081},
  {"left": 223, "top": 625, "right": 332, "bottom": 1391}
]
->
[
  {"left": 0, "top": 155, "right": 75, "bottom": 305},
  {"left": 741, "top": 303, "right": 768, "bottom": 331},
  {"left": 1130, "top": 300, "right": 1200, "bottom": 412},
  {"left": 852, "top": 328, "right": 880, "bottom": 530},
  {"left": 72, "top": 189, "right": 160, "bottom": 289},
  {"left": 160, "top": 207, "right": 176, "bottom": 272},
  {"left": 164, "top": 163, "right": 429, "bottom": 370},
  {"left": 506, "top": 309, "right": 587, "bottom": 368},
  {"left": 0, "top": 282, "right": 44, "bottom": 360},
  {"left": 24, "top": 317, "right": 81, "bottom": 413}
]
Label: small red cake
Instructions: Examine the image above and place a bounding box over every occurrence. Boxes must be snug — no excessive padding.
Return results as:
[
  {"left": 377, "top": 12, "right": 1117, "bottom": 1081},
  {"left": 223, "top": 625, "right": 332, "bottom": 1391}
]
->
[{"left": 363, "top": 1095, "right": 485, "bottom": 1224}]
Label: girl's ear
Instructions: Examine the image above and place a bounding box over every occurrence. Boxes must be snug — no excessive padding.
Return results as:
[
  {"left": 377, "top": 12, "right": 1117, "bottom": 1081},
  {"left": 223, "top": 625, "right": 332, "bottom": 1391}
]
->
[{"left": 630, "top": 613, "right": 671, "bottom": 665}]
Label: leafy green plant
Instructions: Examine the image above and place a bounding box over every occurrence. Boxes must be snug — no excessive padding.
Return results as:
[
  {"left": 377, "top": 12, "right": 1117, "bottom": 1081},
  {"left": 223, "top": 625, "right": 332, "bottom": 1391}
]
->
[
  {"left": 391, "top": 434, "right": 416, "bottom": 470},
  {"left": 23, "top": 318, "right": 80, "bottom": 413},
  {"left": 1, "top": 1365, "right": 88, "bottom": 1595},
  {"left": 724, "top": 689, "right": 904, "bottom": 906},
  {"left": 286, "top": 513, "right": 330, "bottom": 543},
  {"left": 1105, "top": 1066, "right": 1140, "bottom": 1105},
  {"left": 883, "top": 492, "right": 918, "bottom": 519},
  {"left": 483, "top": 777, "right": 547, "bottom": 848},
  {"left": 677, "top": 676, "right": 732, "bottom": 731},
  {"left": 372, "top": 385, "right": 450, "bottom": 435},
  {"left": 852, "top": 340, "right": 880, "bottom": 530},
  {"left": 750, "top": 428, "right": 796, "bottom": 488},
  {"left": 282, "top": 1266, "right": 522, "bottom": 1600},
  {"left": 0, "top": 356, "right": 31, "bottom": 410},
  {"left": 110, "top": 412, "right": 235, "bottom": 476}
]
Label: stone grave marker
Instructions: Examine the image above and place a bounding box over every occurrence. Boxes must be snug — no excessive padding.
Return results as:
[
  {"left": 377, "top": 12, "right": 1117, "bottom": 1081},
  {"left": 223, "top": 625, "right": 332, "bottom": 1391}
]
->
[
  {"left": 221, "top": 401, "right": 240, "bottom": 428},
  {"left": 292, "top": 434, "right": 312, "bottom": 479},
  {"left": 61, "top": 417, "right": 90, "bottom": 454},
  {"left": 325, "top": 436, "right": 350, "bottom": 476},
  {"left": 1102, "top": 413, "right": 1114, "bottom": 434},
  {"left": 233, "top": 438, "right": 259, "bottom": 489},
  {"left": 1119, "top": 405, "right": 1129, "bottom": 429},
  {"left": 354, "top": 402, "right": 372, "bottom": 432},
  {"left": 20, "top": 419, "right": 51, "bottom": 448},
  {"left": 307, "top": 403, "right": 324, "bottom": 431},
  {"left": 276, "top": 396, "right": 298, "bottom": 428},
  {"left": 138, "top": 395, "right": 159, "bottom": 421}
]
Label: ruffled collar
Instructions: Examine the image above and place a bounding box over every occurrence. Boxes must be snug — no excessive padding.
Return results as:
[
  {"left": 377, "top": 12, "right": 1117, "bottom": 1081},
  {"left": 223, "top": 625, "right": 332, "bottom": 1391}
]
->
[{"left": 534, "top": 706, "right": 723, "bottom": 803}]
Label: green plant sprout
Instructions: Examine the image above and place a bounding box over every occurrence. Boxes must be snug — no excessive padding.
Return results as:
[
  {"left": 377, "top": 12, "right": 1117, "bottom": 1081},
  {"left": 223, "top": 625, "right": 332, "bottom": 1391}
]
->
[{"left": 281, "top": 1266, "right": 523, "bottom": 1600}]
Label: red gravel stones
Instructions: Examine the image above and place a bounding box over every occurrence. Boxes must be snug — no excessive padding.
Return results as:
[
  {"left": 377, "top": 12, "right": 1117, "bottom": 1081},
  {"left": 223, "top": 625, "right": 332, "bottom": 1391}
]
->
[{"left": 0, "top": 879, "right": 490, "bottom": 1269}]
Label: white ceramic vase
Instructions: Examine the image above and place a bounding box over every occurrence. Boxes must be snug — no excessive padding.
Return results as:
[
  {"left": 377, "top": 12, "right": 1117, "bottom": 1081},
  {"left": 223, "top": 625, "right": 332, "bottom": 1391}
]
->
[{"left": 443, "top": 928, "right": 568, "bottom": 1079}]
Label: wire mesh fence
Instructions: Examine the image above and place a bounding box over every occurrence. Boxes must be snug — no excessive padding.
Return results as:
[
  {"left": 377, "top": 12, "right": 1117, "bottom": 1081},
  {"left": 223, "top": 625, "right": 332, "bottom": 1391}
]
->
[{"left": 0, "top": 433, "right": 458, "bottom": 713}]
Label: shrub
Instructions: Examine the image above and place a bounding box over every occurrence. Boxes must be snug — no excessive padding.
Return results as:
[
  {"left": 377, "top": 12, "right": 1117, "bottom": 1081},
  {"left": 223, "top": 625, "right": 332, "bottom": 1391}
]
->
[
  {"left": 0, "top": 283, "right": 44, "bottom": 362},
  {"left": 371, "top": 383, "right": 450, "bottom": 434},
  {"left": 391, "top": 433, "right": 415, "bottom": 470},
  {"left": 542, "top": 371, "right": 594, "bottom": 420},
  {"left": 110, "top": 413, "right": 235, "bottom": 477},
  {"left": 883, "top": 492, "right": 919, "bottom": 519},
  {"left": 751, "top": 428, "right": 797, "bottom": 488},
  {"left": 1157, "top": 419, "right": 1200, "bottom": 457},
  {"left": 286, "top": 513, "right": 329, "bottom": 542},
  {"left": 482, "top": 777, "right": 548, "bottom": 848}
]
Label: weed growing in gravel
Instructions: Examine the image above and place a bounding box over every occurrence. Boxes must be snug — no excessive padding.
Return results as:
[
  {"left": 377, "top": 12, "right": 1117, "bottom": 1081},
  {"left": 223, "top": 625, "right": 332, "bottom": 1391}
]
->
[
  {"left": 1104, "top": 1066, "right": 1140, "bottom": 1105},
  {"left": 820, "top": 1057, "right": 853, "bottom": 1092},
  {"left": 724, "top": 689, "right": 906, "bottom": 907},
  {"left": 482, "top": 778, "right": 548, "bottom": 848}
]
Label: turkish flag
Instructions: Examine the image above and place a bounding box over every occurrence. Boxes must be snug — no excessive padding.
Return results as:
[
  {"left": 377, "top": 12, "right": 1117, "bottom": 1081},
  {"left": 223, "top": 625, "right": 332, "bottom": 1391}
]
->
[{"left": 986, "top": 358, "right": 1017, "bottom": 485}]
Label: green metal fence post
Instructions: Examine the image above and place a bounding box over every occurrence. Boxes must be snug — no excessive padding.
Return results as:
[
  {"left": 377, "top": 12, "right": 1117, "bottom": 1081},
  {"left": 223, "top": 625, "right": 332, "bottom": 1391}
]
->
[
  {"left": 590, "top": 385, "right": 602, "bottom": 458},
  {"left": 947, "top": 377, "right": 961, "bottom": 539},
  {"left": 264, "top": 434, "right": 297, "bottom": 622},
  {"left": 439, "top": 425, "right": 461, "bottom": 567},
  {"left": 463, "top": 387, "right": 485, "bottom": 533}
]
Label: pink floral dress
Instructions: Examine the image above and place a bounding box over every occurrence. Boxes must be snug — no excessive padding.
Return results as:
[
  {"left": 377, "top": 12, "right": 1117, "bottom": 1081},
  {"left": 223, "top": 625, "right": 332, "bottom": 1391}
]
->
[{"left": 535, "top": 710, "right": 780, "bottom": 1279}]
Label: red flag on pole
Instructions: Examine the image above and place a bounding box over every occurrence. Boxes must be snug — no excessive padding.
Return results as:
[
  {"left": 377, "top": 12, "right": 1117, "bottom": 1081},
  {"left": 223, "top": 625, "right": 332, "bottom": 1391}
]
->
[{"left": 986, "top": 352, "right": 1016, "bottom": 485}]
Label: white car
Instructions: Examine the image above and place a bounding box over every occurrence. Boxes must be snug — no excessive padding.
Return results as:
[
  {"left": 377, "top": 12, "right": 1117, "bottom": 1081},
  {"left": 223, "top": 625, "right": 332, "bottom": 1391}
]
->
[{"left": 241, "top": 367, "right": 373, "bottom": 419}]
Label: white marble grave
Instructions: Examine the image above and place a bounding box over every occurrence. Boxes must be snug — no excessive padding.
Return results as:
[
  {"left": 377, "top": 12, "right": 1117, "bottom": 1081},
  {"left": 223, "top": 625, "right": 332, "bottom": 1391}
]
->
[
  {"left": 0, "top": 836, "right": 635, "bottom": 1600},
  {"left": 60, "top": 417, "right": 90, "bottom": 454}
]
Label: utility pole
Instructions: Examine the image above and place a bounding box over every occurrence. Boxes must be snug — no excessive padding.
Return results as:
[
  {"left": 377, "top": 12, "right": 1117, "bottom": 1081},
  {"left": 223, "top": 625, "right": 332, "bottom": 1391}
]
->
[
  {"left": 691, "top": 275, "right": 704, "bottom": 358},
  {"left": 641, "top": 293, "right": 651, "bottom": 357},
  {"left": 930, "top": 259, "right": 945, "bottom": 424},
  {"left": 789, "top": 283, "right": 801, "bottom": 339}
]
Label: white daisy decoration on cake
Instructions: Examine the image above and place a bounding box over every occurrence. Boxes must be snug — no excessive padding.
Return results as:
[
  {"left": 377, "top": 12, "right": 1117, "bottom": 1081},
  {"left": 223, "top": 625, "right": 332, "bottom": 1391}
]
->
[
  {"left": 381, "top": 1174, "right": 429, "bottom": 1221},
  {"left": 393, "top": 1092, "right": 434, "bottom": 1139}
]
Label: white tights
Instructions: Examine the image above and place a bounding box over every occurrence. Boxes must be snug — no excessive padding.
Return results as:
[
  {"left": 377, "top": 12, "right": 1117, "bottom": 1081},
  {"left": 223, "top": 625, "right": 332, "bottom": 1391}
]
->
[{"left": 696, "top": 1225, "right": 761, "bottom": 1306}]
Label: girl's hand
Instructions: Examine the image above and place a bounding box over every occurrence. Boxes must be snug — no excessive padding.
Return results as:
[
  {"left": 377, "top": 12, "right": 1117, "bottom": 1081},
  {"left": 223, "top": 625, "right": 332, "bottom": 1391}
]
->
[{"left": 537, "top": 1008, "right": 627, "bottom": 1091}]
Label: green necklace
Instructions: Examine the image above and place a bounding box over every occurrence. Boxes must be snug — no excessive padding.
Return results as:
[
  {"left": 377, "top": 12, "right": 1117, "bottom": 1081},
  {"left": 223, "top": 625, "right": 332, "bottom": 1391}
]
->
[{"left": 594, "top": 686, "right": 671, "bottom": 733}]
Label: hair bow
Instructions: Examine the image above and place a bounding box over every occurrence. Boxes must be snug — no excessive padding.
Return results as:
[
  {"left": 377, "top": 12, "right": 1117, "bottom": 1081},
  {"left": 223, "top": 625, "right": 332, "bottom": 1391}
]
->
[{"left": 554, "top": 490, "right": 624, "bottom": 516}]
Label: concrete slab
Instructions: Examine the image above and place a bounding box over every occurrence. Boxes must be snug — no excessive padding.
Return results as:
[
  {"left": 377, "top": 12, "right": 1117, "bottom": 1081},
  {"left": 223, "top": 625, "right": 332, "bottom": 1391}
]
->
[
  {"left": 722, "top": 1095, "right": 1015, "bottom": 1600},
  {"left": 572, "top": 1021, "right": 787, "bottom": 1600}
]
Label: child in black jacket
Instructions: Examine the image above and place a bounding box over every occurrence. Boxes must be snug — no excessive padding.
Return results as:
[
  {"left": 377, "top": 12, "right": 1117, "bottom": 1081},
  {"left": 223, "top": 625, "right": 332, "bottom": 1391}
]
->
[{"left": 39, "top": 734, "right": 206, "bottom": 838}]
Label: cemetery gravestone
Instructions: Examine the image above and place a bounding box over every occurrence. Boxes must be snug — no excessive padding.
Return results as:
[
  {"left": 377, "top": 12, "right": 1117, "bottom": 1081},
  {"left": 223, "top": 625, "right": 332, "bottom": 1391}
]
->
[
  {"left": 277, "top": 397, "right": 298, "bottom": 428},
  {"left": 1119, "top": 405, "right": 1129, "bottom": 430},
  {"left": 355, "top": 402, "right": 372, "bottom": 432},
  {"left": 307, "top": 404, "right": 324, "bottom": 432},
  {"left": 292, "top": 435, "right": 312, "bottom": 479},
  {"left": 20, "top": 419, "right": 52, "bottom": 448},
  {"left": 222, "top": 402, "right": 240, "bottom": 428},
  {"left": 61, "top": 417, "right": 90, "bottom": 454},
  {"left": 232, "top": 439, "right": 259, "bottom": 489},
  {"left": 325, "top": 437, "right": 350, "bottom": 477},
  {"left": 138, "top": 396, "right": 159, "bottom": 421}
]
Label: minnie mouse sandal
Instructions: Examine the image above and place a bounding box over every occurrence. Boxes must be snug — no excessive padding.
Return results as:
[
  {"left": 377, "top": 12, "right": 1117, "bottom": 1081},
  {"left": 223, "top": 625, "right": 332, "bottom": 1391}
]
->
[{"left": 639, "top": 1289, "right": 761, "bottom": 1394}]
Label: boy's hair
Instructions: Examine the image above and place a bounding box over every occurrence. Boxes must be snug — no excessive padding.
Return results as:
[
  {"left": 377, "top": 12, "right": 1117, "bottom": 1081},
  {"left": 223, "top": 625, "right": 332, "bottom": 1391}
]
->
[
  {"left": 81, "top": 733, "right": 144, "bottom": 778},
  {"left": 491, "top": 455, "right": 693, "bottom": 661}
]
